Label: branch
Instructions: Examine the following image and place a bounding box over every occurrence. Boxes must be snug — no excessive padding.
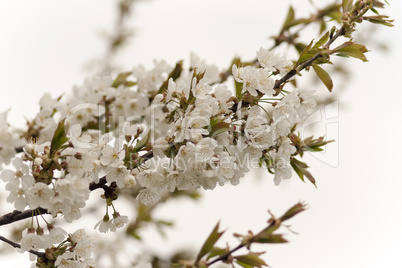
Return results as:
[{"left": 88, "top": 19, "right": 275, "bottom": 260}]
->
[
  {"left": 207, "top": 244, "right": 243, "bottom": 266},
  {"left": 0, "top": 208, "right": 48, "bottom": 227},
  {"left": 273, "top": 26, "right": 345, "bottom": 92},
  {"left": 197, "top": 202, "right": 307, "bottom": 267},
  {"left": 0, "top": 235, "right": 45, "bottom": 258}
]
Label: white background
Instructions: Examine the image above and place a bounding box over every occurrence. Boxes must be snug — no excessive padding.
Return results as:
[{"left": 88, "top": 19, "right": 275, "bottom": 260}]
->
[{"left": 0, "top": 0, "right": 401, "bottom": 267}]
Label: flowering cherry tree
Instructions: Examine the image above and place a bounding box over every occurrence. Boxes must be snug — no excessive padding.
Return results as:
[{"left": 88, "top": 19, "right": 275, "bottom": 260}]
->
[{"left": 0, "top": 0, "right": 393, "bottom": 267}]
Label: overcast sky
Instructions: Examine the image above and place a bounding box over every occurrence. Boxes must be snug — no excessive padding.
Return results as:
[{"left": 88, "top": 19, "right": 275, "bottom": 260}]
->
[{"left": 0, "top": 0, "right": 401, "bottom": 267}]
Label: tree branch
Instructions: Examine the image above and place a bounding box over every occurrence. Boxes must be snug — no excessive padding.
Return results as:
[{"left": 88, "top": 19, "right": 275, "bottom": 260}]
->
[
  {"left": 0, "top": 208, "right": 48, "bottom": 227},
  {"left": 273, "top": 26, "right": 345, "bottom": 91},
  {"left": 0, "top": 235, "right": 45, "bottom": 258}
]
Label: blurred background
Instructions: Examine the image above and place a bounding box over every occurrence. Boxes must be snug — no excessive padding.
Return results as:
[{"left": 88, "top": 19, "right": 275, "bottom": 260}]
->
[{"left": 0, "top": 0, "right": 400, "bottom": 267}]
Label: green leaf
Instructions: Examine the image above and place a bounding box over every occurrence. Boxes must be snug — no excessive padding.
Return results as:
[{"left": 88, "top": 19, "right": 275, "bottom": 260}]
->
[
  {"left": 294, "top": 43, "right": 306, "bottom": 55},
  {"left": 253, "top": 233, "right": 288, "bottom": 244},
  {"left": 50, "top": 119, "right": 68, "bottom": 156},
  {"left": 235, "top": 78, "right": 243, "bottom": 99},
  {"left": 206, "top": 247, "right": 228, "bottom": 260},
  {"left": 364, "top": 15, "right": 394, "bottom": 27},
  {"left": 334, "top": 43, "right": 369, "bottom": 62},
  {"left": 319, "top": 19, "right": 327, "bottom": 34},
  {"left": 209, "top": 121, "right": 231, "bottom": 137},
  {"left": 297, "top": 40, "right": 314, "bottom": 64},
  {"left": 111, "top": 72, "right": 135, "bottom": 88},
  {"left": 342, "top": 0, "right": 353, "bottom": 12},
  {"left": 312, "top": 64, "right": 333, "bottom": 92},
  {"left": 313, "top": 31, "right": 330, "bottom": 49},
  {"left": 370, "top": 8, "right": 379, "bottom": 15},
  {"left": 290, "top": 159, "right": 305, "bottom": 182},
  {"left": 134, "top": 132, "right": 150, "bottom": 152},
  {"left": 304, "top": 169, "right": 317, "bottom": 186},
  {"left": 290, "top": 157, "right": 317, "bottom": 187},
  {"left": 279, "top": 202, "right": 307, "bottom": 222},
  {"left": 234, "top": 253, "right": 268, "bottom": 268},
  {"left": 196, "top": 221, "right": 224, "bottom": 263},
  {"left": 129, "top": 232, "right": 141, "bottom": 240},
  {"left": 282, "top": 6, "right": 295, "bottom": 30},
  {"left": 305, "top": 146, "right": 323, "bottom": 152}
]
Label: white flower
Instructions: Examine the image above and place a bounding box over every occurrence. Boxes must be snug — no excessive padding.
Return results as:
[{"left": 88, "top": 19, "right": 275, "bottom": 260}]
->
[
  {"left": 122, "top": 122, "right": 141, "bottom": 137},
  {"left": 70, "top": 229, "right": 95, "bottom": 259},
  {"left": 257, "top": 68, "right": 275, "bottom": 96},
  {"left": 272, "top": 139, "right": 296, "bottom": 186},
  {"left": 26, "top": 182, "right": 54, "bottom": 209},
  {"left": 273, "top": 157, "right": 293, "bottom": 186},
  {"left": 64, "top": 148, "right": 99, "bottom": 179},
  {"left": 94, "top": 218, "right": 114, "bottom": 233},
  {"left": 194, "top": 138, "right": 217, "bottom": 159},
  {"left": 273, "top": 118, "right": 291, "bottom": 137},
  {"left": 123, "top": 96, "right": 149, "bottom": 116},
  {"left": 232, "top": 65, "right": 275, "bottom": 96},
  {"left": 111, "top": 215, "right": 129, "bottom": 231},
  {"left": 257, "top": 47, "right": 292, "bottom": 75},
  {"left": 100, "top": 145, "right": 125, "bottom": 168},
  {"left": 213, "top": 84, "right": 233, "bottom": 113},
  {"left": 69, "top": 124, "right": 92, "bottom": 149},
  {"left": 277, "top": 138, "right": 296, "bottom": 160},
  {"left": 273, "top": 90, "right": 300, "bottom": 123},
  {"left": 297, "top": 90, "right": 317, "bottom": 119},
  {"left": 94, "top": 212, "right": 128, "bottom": 233},
  {"left": 136, "top": 189, "right": 161, "bottom": 205},
  {"left": 1, "top": 157, "right": 33, "bottom": 185},
  {"left": 20, "top": 233, "right": 49, "bottom": 252},
  {"left": 190, "top": 52, "right": 220, "bottom": 83},
  {"left": 152, "top": 137, "right": 170, "bottom": 158},
  {"left": 105, "top": 164, "right": 130, "bottom": 188},
  {"left": 232, "top": 65, "right": 259, "bottom": 96},
  {"left": 0, "top": 110, "right": 22, "bottom": 166},
  {"left": 5, "top": 184, "right": 28, "bottom": 211},
  {"left": 50, "top": 175, "right": 90, "bottom": 222},
  {"left": 47, "top": 227, "right": 67, "bottom": 245}
]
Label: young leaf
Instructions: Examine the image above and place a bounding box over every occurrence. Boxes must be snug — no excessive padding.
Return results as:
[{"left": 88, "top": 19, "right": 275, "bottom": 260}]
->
[
  {"left": 312, "top": 64, "right": 333, "bottom": 92},
  {"left": 50, "top": 119, "right": 68, "bottom": 156},
  {"left": 364, "top": 15, "right": 394, "bottom": 27},
  {"left": 297, "top": 40, "right": 314, "bottom": 64},
  {"left": 196, "top": 221, "right": 224, "bottom": 263},
  {"left": 342, "top": 0, "right": 353, "bottom": 12},
  {"left": 313, "top": 31, "right": 330, "bottom": 49},
  {"left": 335, "top": 43, "right": 369, "bottom": 62},
  {"left": 134, "top": 132, "right": 150, "bottom": 152},
  {"left": 234, "top": 77, "right": 243, "bottom": 99},
  {"left": 279, "top": 202, "right": 307, "bottom": 222},
  {"left": 111, "top": 72, "right": 135, "bottom": 88},
  {"left": 290, "top": 157, "right": 317, "bottom": 187},
  {"left": 253, "top": 233, "right": 288, "bottom": 244},
  {"left": 234, "top": 253, "right": 268, "bottom": 268},
  {"left": 206, "top": 247, "right": 229, "bottom": 260},
  {"left": 282, "top": 6, "right": 295, "bottom": 30},
  {"left": 291, "top": 159, "right": 305, "bottom": 182}
]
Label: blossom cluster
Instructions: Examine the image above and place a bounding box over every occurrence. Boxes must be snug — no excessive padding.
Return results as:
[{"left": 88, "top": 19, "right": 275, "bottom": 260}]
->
[
  {"left": 0, "top": 47, "right": 317, "bottom": 266},
  {"left": 22, "top": 227, "right": 95, "bottom": 268},
  {"left": 0, "top": 47, "right": 318, "bottom": 208}
]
